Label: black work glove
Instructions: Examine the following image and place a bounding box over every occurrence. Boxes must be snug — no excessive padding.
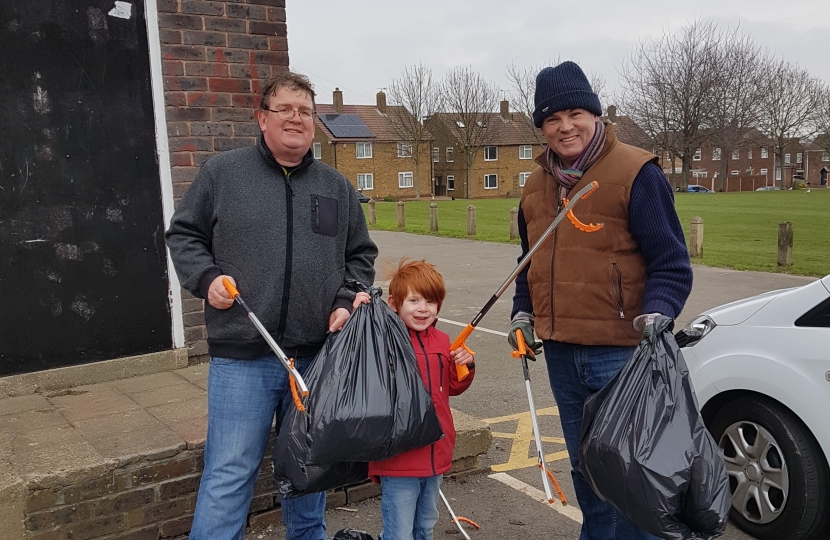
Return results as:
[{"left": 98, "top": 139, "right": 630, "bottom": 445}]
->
[{"left": 508, "top": 311, "right": 543, "bottom": 359}]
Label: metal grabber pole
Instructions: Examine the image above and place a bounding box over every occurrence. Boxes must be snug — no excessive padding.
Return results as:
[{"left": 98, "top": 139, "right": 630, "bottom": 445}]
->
[
  {"left": 513, "top": 332, "right": 568, "bottom": 506},
  {"left": 452, "top": 180, "right": 603, "bottom": 381},
  {"left": 222, "top": 278, "right": 309, "bottom": 411}
]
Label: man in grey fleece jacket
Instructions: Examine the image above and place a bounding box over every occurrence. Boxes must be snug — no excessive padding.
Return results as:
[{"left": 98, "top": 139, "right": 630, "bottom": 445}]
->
[{"left": 165, "top": 72, "right": 377, "bottom": 540}]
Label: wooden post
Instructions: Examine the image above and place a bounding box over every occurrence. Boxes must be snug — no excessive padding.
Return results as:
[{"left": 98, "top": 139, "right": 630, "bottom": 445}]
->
[
  {"left": 690, "top": 216, "right": 703, "bottom": 258},
  {"left": 429, "top": 202, "right": 438, "bottom": 233},
  {"left": 778, "top": 221, "right": 793, "bottom": 267},
  {"left": 509, "top": 208, "right": 519, "bottom": 240},
  {"left": 368, "top": 199, "right": 376, "bottom": 225},
  {"left": 396, "top": 201, "right": 405, "bottom": 230},
  {"left": 467, "top": 205, "right": 476, "bottom": 236}
]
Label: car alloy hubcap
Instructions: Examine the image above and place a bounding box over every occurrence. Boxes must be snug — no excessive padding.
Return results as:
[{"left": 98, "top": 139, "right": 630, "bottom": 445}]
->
[{"left": 719, "top": 421, "right": 790, "bottom": 525}]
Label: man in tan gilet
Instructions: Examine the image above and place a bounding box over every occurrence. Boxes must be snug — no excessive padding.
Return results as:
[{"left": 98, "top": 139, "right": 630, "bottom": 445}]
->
[{"left": 508, "top": 61, "right": 693, "bottom": 540}]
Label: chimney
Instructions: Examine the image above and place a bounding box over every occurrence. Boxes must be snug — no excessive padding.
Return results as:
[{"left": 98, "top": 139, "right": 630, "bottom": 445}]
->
[
  {"left": 500, "top": 100, "right": 510, "bottom": 120},
  {"left": 333, "top": 87, "right": 343, "bottom": 114},
  {"left": 607, "top": 105, "right": 617, "bottom": 123},
  {"left": 376, "top": 90, "right": 387, "bottom": 114}
]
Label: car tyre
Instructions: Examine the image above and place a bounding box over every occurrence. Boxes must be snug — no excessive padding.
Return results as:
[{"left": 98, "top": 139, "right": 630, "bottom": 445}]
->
[{"left": 709, "top": 396, "right": 830, "bottom": 540}]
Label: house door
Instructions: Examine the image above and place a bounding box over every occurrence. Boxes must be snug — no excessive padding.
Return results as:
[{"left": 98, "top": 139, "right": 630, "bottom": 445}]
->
[
  {"left": 821, "top": 168, "right": 828, "bottom": 186},
  {"left": 0, "top": 0, "right": 172, "bottom": 376}
]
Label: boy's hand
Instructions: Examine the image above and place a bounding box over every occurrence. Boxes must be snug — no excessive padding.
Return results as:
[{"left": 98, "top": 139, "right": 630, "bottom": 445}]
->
[
  {"left": 352, "top": 291, "right": 371, "bottom": 310},
  {"left": 451, "top": 348, "right": 474, "bottom": 366}
]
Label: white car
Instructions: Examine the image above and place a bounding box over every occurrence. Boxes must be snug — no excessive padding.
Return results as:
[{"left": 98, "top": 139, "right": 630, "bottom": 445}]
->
[{"left": 679, "top": 275, "right": 830, "bottom": 540}]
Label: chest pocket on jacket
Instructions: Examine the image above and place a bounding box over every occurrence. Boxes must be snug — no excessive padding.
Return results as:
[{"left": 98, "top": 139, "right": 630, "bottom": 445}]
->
[{"left": 310, "top": 194, "right": 338, "bottom": 237}]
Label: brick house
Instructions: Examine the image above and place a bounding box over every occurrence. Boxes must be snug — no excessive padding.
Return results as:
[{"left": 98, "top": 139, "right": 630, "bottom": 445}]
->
[
  {"left": 684, "top": 128, "right": 781, "bottom": 191},
  {"left": 312, "top": 89, "right": 433, "bottom": 200},
  {"left": 428, "top": 101, "right": 542, "bottom": 199}
]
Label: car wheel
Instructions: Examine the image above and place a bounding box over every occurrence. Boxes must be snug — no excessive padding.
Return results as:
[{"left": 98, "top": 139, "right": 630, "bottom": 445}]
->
[{"left": 709, "top": 396, "right": 830, "bottom": 540}]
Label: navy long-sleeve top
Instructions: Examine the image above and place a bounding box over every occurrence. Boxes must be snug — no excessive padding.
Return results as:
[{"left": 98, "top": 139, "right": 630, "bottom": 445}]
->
[{"left": 511, "top": 161, "right": 692, "bottom": 321}]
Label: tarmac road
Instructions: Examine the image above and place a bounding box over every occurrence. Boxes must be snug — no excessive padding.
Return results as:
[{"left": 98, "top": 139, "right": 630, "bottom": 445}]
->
[{"left": 245, "top": 230, "right": 815, "bottom": 540}]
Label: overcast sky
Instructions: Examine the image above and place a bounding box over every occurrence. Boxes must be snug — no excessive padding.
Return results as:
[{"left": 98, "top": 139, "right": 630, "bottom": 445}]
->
[{"left": 285, "top": 0, "right": 830, "bottom": 111}]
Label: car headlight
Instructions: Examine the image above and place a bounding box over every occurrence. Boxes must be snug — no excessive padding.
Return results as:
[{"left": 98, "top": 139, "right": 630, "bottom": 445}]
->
[{"left": 675, "top": 315, "right": 717, "bottom": 347}]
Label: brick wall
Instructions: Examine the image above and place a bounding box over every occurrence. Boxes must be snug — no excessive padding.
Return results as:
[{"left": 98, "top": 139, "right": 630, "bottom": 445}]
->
[{"left": 157, "top": 0, "right": 289, "bottom": 362}]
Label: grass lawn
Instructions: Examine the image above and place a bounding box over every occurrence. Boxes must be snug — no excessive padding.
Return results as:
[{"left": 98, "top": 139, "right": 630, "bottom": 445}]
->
[{"left": 363, "top": 189, "right": 830, "bottom": 277}]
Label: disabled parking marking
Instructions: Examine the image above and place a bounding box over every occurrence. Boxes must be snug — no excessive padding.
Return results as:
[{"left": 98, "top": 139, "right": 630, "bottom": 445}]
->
[
  {"left": 489, "top": 472, "right": 583, "bottom": 524},
  {"left": 483, "top": 407, "right": 569, "bottom": 472}
]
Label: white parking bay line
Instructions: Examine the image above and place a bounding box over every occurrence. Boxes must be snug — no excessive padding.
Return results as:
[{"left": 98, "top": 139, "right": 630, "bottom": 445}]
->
[
  {"left": 488, "top": 472, "right": 583, "bottom": 524},
  {"left": 438, "top": 318, "right": 508, "bottom": 337}
]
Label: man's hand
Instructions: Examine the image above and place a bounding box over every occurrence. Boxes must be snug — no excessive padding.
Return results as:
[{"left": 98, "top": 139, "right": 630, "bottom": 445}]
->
[
  {"left": 633, "top": 312, "right": 662, "bottom": 338},
  {"left": 328, "top": 307, "right": 351, "bottom": 332},
  {"left": 208, "top": 275, "right": 235, "bottom": 309},
  {"left": 450, "top": 348, "right": 474, "bottom": 366},
  {"left": 508, "top": 311, "right": 543, "bottom": 359}
]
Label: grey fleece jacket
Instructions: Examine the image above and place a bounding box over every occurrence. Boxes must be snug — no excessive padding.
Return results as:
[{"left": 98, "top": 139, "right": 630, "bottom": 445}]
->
[{"left": 165, "top": 136, "right": 378, "bottom": 359}]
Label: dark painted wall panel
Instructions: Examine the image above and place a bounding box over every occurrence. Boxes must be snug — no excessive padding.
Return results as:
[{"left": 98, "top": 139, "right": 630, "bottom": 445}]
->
[{"left": 0, "top": 0, "right": 172, "bottom": 375}]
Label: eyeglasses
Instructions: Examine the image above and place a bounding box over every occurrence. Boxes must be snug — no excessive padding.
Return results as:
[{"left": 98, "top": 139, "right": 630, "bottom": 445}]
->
[{"left": 266, "top": 107, "right": 316, "bottom": 121}]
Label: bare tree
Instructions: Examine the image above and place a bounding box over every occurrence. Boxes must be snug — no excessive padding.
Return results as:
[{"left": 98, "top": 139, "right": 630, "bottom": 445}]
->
[
  {"left": 707, "top": 29, "right": 769, "bottom": 190},
  {"left": 437, "top": 66, "right": 499, "bottom": 199},
  {"left": 620, "top": 19, "right": 727, "bottom": 188},
  {"left": 758, "top": 60, "right": 825, "bottom": 188},
  {"left": 387, "top": 64, "right": 443, "bottom": 200},
  {"left": 815, "top": 81, "right": 830, "bottom": 154}
]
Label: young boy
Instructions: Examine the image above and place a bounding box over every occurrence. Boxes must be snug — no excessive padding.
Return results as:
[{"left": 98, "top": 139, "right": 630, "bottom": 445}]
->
[{"left": 355, "top": 258, "right": 475, "bottom": 540}]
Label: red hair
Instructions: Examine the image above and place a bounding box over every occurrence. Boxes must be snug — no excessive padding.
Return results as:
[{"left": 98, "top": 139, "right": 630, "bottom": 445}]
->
[{"left": 386, "top": 258, "right": 446, "bottom": 312}]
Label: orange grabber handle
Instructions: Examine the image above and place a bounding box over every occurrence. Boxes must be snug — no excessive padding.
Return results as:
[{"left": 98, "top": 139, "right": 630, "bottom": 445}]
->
[
  {"left": 562, "top": 180, "right": 603, "bottom": 233},
  {"left": 222, "top": 277, "right": 240, "bottom": 299},
  {"left": 450, "top": 323, "right": 476, "bottom": 381},
  {"left": 511, "top": 328, "right": 528, "bottom": 359}
]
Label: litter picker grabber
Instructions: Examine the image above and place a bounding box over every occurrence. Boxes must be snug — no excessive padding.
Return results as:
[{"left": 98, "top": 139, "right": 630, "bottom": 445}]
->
[
  {"left": 513, "top": 331, "right": 568, "bottom": 506},
  {"left": 222, "top": 277, "right": 309, "bottom": 411},
  {"left": 440, "top": 488, "right": 479, "bottom": 539},
  {"left": 451, "top": 180, "right": 602, "bottom": 381}
]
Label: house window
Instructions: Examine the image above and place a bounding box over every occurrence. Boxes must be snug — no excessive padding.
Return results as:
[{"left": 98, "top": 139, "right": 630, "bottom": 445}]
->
[
  {"left": 775, "top": 168, "right": 782, "bottom": 181},
  {"left": 446, "top": 147, "right": 454, "bottom": 162},
  {"left": 397, "top": 142, "right": 412, "bottom": 158},
  {"left": 731, "top": 170, "right": 739, "bottom": 175},
  {"left": 398, "top": 171, "right": 414, "bottom": 188},
  {"left": 519, "top": 145, "right": 533, "bottom": 159},
  {"left": 484, "top": 174, "right": 498, "bottom": 189},
  {"left": 748, "top": 149, "right": 753, "bottom": 159},
  {"left": 357, "top": 173, "right": 373, "bottom": 191},
  {"left": 732, "top": 149, "right": 740, "bottom": 160},
  {"left": 784, "top": 154, "right": 790, "bottom": 164},
  {"left": 484, "top": 146, "right": 498, "bottom": 161},
  {"left": 519, "top": 172, "right": 531, "bottom": 187},
  {"left": 712, "top": 148, "right": 721, "bottom": 160},
  {"left": 313, "top": 142, "right": 321, "bottom": 160},
  {"left": 447, "top": 175, "right": 454, "bottom": 191},
  {"left": 823, "top": 152, "right": 830, "bottom": 162},
  {"left": 693, "top": 149, "right": 702, "bottom": 161},
  {"left": 456, "top": 121, "right": 465, "bottom": 128},
  {"left": 356, "top": 142, "right": 372, "bottom": 159},
  {"left": 433, "top": 147, "right": 439, "bottom": 163},
  {"left": 761, "top": 147, "right": 768, "bottom": 158},
  {"left": 760, "top": 168, "right": 768, "bottom": 175},
  {"left": 797, "top": 153, "right": 803, "bottom": 164}
]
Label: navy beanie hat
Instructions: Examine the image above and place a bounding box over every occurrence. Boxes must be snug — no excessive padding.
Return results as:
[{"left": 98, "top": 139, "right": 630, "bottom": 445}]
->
[{"left": 533, "top": 61, "right": 602, "bottom": 128}]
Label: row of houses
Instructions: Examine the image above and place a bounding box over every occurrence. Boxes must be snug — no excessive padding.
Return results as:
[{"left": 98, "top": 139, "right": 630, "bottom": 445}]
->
[{"left": 312, "top": 90, "right": 830, "bottom": 198}]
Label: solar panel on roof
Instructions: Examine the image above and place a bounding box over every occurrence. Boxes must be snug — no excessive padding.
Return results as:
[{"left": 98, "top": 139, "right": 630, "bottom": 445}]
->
[{"left": 320, "top": 114, "right": 375, "bottom": 138}]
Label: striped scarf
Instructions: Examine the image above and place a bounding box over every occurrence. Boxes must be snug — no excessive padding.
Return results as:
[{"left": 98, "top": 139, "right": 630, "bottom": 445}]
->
[{"left": 546, "top": 120, "right": 607, "bottom": 199}]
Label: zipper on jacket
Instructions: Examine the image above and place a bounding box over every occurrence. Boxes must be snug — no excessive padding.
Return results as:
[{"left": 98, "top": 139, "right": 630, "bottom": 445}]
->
[
  {"left": 276, "top": 169, "right": 294, "bottom": 342},
  {"left": 313, "top": 196, "right": 320, "bottom": 230},
  {"left": 611, "top": 263, "right": 625, "bottom": 319},
  {"left": 438, "top": 354, "right": 443, "bottom": 392},
  {"left": 416, "top": 332, "right": 438, "bottom": 476}
]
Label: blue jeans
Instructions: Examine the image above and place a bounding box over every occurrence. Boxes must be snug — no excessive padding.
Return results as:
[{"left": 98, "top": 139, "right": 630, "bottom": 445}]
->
[
  {"left": 379, "top": 475, "right": 442, "bottom": 540},
  {"left": 543, "top": 341, "right": 659, "bottom": 540},
  {"left": 189, "top": 354, "right": 325, "bottom": 540}
]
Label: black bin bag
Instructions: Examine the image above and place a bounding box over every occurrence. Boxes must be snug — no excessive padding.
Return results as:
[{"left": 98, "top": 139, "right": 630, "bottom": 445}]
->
[
  {"left": 274, "top": 286, "right": 444, "bottom": 496},
  {"left": 579, "top": 316, "right": 730, "bottom": 540}
]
